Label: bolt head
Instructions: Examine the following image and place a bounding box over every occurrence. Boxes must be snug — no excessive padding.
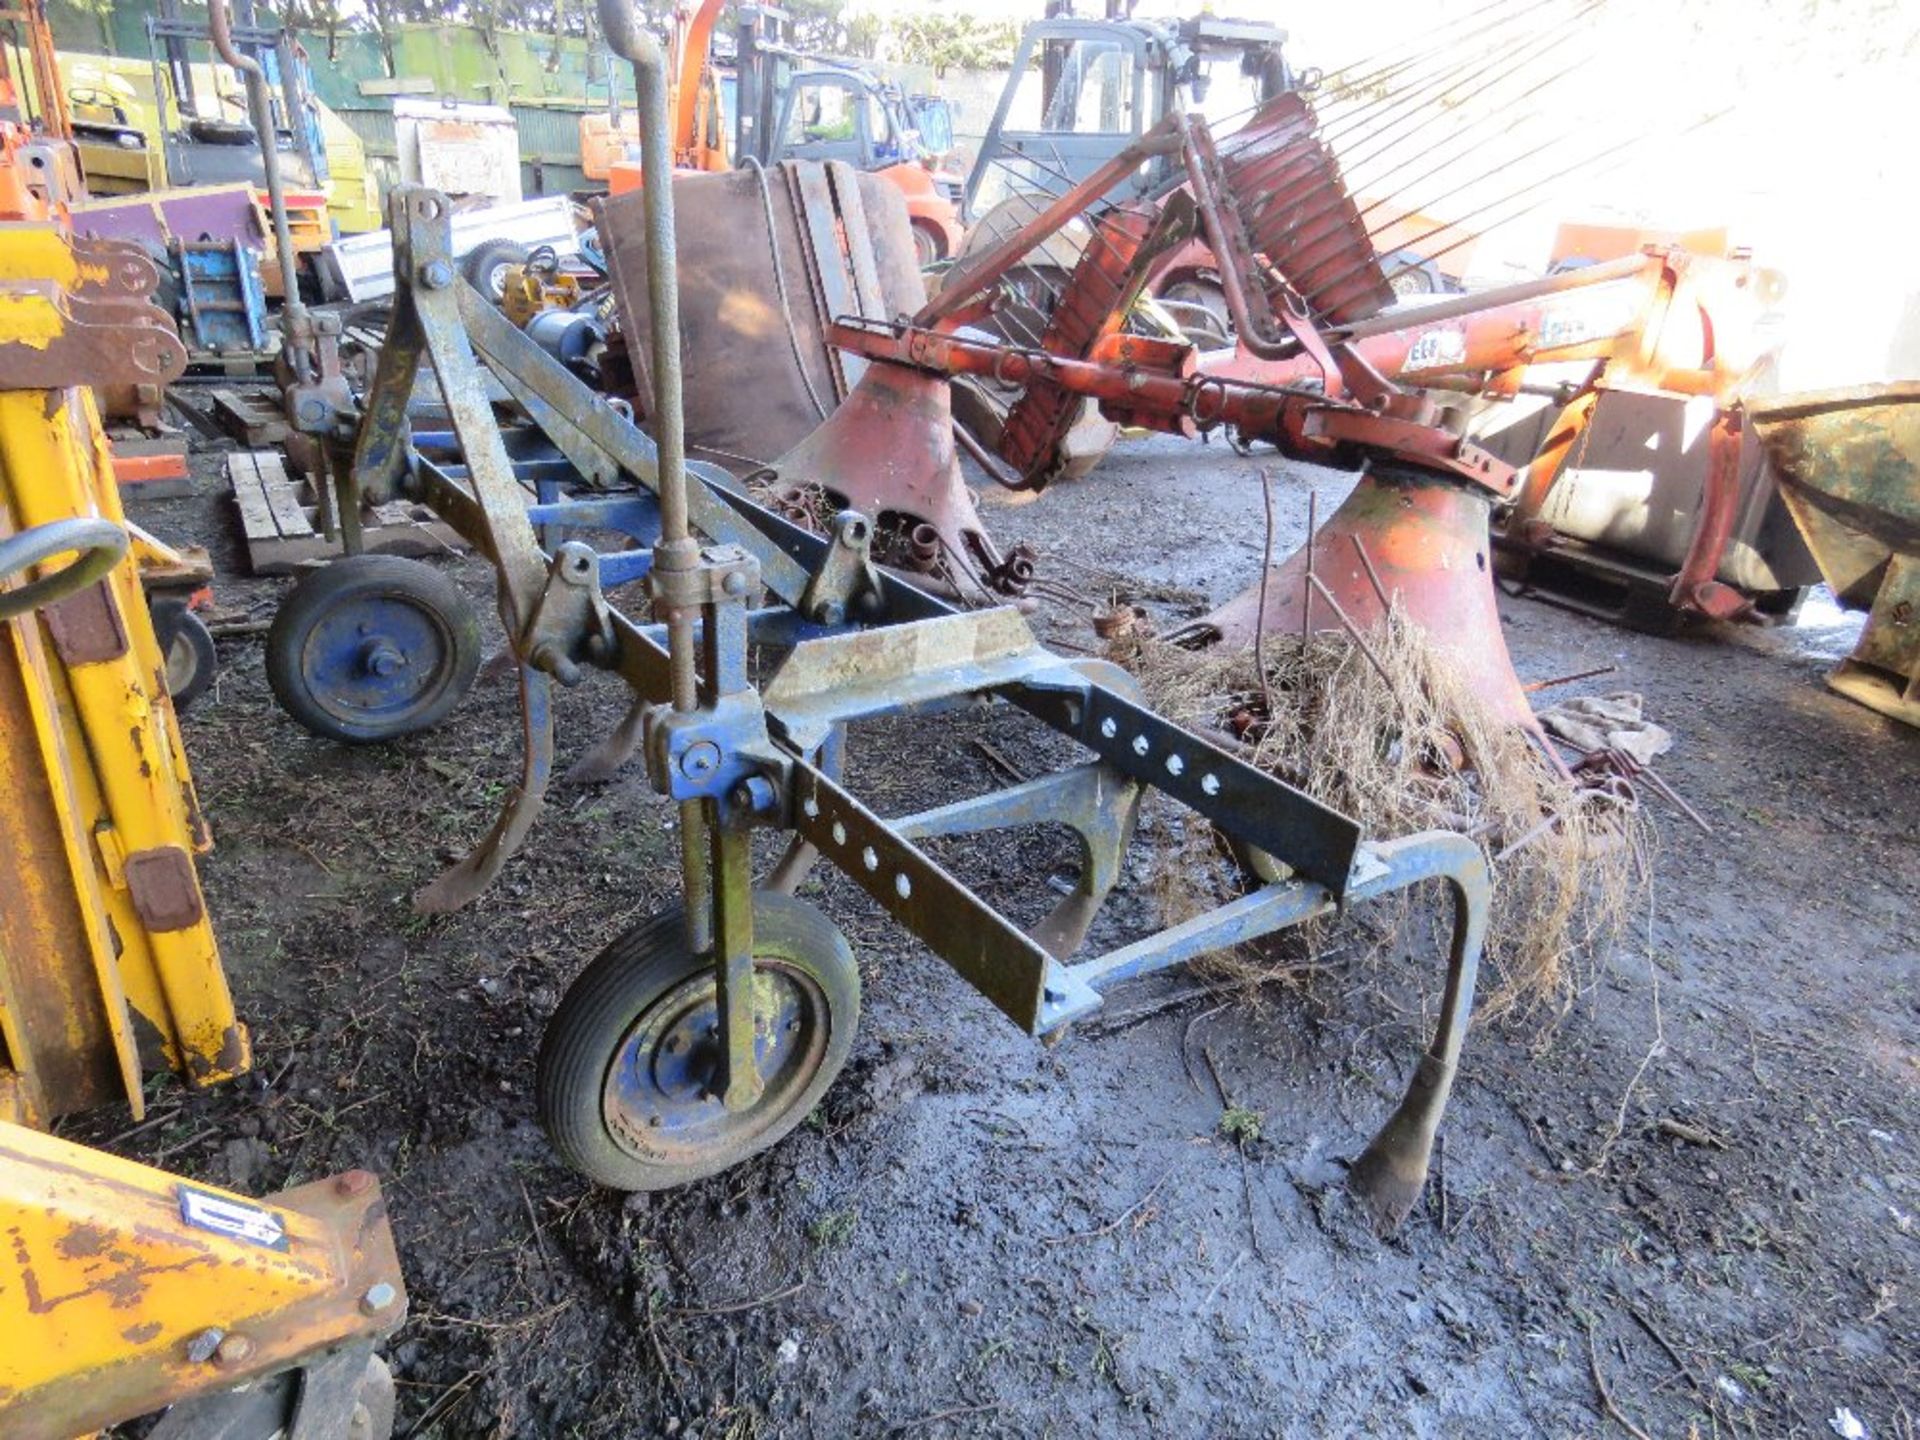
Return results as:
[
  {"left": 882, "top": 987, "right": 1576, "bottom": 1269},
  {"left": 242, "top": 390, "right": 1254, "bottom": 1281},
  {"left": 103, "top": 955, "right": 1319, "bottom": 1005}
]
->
[
  {"left": 722, "top": 570, "right": 748, "bottom": 597},
  {"left": 421, "top": 259, "right": 455, "bottom": 290},
  {"left": 214, "top": 1333, "right": 256, "bottom": 1367},
  {"left": 360, "top": 1282, "right": 398, "bottom": 1314},
  {"left": 185, "top": 1327, "right": 225, "bottom": 1364}
]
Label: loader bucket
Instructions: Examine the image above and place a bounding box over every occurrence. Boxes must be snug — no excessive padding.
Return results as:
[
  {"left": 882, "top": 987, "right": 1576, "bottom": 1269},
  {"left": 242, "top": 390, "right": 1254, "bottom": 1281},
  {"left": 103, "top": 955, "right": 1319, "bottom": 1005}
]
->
[
  {"left": 1179, "top": 467, "right": 1539, "bottom": 733},
  {"left": 1749, "top": 382, "right": 1920, "bottom": 727}
]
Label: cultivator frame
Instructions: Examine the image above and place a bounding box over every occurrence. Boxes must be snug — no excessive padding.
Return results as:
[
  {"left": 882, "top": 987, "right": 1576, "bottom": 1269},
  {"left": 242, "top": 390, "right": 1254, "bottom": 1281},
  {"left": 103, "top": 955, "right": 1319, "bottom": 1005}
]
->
[{"left": 322, "top": 0, "right": 1495, "bottom": 1232}]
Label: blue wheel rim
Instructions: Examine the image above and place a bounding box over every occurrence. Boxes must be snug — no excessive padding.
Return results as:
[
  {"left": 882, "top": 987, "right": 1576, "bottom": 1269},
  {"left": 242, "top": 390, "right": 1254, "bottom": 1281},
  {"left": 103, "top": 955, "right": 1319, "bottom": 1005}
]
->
[
  {"left": 298, "top": 587, "right": 459, "bottom": 731},
  {"left": 602, "top": 960, "right": 828, "bottom": 1167}
]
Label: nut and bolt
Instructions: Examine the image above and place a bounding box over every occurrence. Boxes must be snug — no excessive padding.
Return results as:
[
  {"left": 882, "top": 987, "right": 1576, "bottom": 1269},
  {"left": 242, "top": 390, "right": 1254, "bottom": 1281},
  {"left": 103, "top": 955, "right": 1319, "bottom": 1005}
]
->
[
  {"left": 360, "top": 1282, "right": 398, "bottom": 1314},
  {"left": 420, "top": 259, "right": 456, "bottom": 290},
  {"left": 185, "top": 1327, "right": 226, "bottom": 1364},
  {"left": 214, "top": 1333, "right": 256, "bottom": 1367},
  {"left": 731, "top": 776, "right": 777, "bottom": 814},
  {"left": 531, "top": 640, "right": 583, "bottom": 686},
  {"left": 722, "top": 570, "right": 749, "bottom": 597}
]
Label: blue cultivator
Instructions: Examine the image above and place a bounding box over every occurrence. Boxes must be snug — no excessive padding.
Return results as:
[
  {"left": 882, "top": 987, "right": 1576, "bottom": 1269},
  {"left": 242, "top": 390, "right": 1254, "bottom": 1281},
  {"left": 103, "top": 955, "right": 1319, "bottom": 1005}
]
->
[{"left": 278, "top": 0, "right": 1493, "bottom": 1233}]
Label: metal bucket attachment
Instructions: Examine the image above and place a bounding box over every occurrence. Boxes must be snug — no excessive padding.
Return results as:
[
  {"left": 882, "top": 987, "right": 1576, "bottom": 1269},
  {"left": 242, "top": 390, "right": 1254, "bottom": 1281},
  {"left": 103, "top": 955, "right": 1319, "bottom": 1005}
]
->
[{"left": 1750, "top": 382, "right": 1920, "bottom": 727}]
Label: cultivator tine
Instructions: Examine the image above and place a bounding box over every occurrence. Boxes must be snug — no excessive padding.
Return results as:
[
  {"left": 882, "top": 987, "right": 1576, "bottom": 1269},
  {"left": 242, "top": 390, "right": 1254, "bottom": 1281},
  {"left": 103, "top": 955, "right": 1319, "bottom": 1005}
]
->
[
  {"left": 414, "top": 664, "right": 555, "bottom": 913},
  {"left": 567, "top": 692, "right": 650, "bottom": 785},
  {"left": 1341, "top": 832, "right": 1489, "bottom": 1233}
]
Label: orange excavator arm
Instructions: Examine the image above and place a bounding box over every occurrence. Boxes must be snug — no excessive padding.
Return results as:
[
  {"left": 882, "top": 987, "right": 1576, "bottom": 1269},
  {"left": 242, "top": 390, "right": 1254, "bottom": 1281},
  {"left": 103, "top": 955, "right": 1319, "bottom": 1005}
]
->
[{"left": 668, "top": 0, "right": 727, "bottom": 169}]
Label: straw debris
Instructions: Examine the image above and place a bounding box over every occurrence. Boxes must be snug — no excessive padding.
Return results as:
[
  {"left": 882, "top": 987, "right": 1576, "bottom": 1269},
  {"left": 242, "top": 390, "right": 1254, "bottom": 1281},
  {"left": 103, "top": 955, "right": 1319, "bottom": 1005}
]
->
[{"left": 1114, "top": 607, "right": 1647, "bottom": 1022}]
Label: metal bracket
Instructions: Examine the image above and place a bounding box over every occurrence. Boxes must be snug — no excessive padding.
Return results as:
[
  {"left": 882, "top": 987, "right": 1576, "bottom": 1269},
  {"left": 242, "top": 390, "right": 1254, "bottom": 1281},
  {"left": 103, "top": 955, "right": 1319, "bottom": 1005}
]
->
[
  {"left": 520, "top": 541, "right": 616, "bottom": 684},
  {"left": 644, "top": 691, "right": 778, "bottom": 805},
  {"left": 798, "top": 509, "right": 885, "bottom": 625}
]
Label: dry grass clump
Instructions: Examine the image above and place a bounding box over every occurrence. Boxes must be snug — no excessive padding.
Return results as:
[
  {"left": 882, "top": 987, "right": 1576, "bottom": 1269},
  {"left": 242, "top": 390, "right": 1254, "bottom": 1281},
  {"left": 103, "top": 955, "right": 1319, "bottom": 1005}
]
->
[{"left": 1113, "top": 607, "right": 1647, "bottom": 1022}]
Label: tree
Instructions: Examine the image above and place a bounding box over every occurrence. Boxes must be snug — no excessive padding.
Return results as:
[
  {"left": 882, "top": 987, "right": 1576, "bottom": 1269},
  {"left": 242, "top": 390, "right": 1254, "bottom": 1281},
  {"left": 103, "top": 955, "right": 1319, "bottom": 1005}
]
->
[{"left": 888, "top": 13, "right": 1019, "bottom": 76}]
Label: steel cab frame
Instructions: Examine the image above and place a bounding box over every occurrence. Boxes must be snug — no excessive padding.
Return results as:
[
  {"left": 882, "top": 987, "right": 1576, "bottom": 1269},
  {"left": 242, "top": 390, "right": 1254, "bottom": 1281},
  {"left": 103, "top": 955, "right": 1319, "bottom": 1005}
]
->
[
  {"left": 348, "top": 0, "right": 1494, "bottom": 1231},
  {"left": 962, "top": 14, "right": 1296, "bottom": 222}
]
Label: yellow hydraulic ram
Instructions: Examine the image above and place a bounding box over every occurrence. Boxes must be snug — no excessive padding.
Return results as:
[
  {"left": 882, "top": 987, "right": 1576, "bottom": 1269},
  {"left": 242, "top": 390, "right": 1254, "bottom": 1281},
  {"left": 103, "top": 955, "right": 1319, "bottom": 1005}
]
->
[
  {"left": 0, "top": 222, "right": 411, "bottom": 1437},
  {"left": 0, "top": 222, "right": 247, "bottom": 1126},
  {"left": 0, "top": 1119, "right": 407, "bottom": 1438}
]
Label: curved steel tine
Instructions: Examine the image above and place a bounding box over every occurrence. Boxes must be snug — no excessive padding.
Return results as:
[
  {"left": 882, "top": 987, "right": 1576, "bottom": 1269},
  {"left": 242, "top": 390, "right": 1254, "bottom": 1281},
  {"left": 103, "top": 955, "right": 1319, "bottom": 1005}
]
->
[
  {"left": 566, "top": 693, "right": 648, "bottom": 785},
  {"left": 1342, "top": 832, "right": 1490, "bottom": 1234},
  {"left": 414, "top": 665, "right": 556, "bottom": 914}
]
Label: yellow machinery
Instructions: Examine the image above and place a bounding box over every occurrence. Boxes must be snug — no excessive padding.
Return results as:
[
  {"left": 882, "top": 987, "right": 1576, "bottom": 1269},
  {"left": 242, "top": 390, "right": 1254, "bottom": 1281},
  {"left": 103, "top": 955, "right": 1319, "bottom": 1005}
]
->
[
  {"left": 0, "top": 1123, "right": 407, "bottom": 1437},
  {"left": 0, "top": 224, "right": 242, "bottom": 1123},
  {"left": 0, "top": 222, "right": 408, "bottom": 1437}
]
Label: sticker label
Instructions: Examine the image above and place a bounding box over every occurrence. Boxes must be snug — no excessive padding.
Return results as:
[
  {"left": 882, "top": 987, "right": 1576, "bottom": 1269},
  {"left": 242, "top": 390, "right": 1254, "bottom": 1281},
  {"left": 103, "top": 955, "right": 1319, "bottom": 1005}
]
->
[
  {"left": 178, "top": 1185, "right": 289, "bottom": 1251},
  {"left": 1403, "top": 327, "right": 1467, "bottom": 371},
  {"left": 1538, "top": 307, "right": 1594, "bottom": 348},
  {"left": 1537, "top": 292, "right": 1637, "bottom": 352}
]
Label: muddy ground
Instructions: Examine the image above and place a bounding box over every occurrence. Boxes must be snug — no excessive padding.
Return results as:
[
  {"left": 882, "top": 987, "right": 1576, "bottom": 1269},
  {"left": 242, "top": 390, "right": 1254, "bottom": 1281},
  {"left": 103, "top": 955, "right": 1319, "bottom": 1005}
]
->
[{"left": 85, "top": 417, "right": 1916, "bottom": 1439}]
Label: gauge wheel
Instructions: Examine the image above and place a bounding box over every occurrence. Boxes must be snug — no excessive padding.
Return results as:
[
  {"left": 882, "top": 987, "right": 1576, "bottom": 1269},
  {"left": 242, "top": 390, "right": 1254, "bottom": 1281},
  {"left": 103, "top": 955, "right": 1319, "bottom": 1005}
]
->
[
  {"left": 538, "top": 893, "right": 860, "bottom": 1191},
  {"left": 461, "top": 239, "right": 533, "bottom": 303},
  {"left": 266, "top": 554, "right": 480, "bottom": 743},
  {"left": 149, "top": 596, "right": 217, "bottom": 711}
]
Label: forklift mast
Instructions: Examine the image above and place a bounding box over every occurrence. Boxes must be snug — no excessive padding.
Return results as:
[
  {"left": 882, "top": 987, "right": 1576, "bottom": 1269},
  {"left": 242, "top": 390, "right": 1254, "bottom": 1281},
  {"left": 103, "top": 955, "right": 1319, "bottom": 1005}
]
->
[{"left": 145, "top": 0, "right": 328, "bottom": 193}]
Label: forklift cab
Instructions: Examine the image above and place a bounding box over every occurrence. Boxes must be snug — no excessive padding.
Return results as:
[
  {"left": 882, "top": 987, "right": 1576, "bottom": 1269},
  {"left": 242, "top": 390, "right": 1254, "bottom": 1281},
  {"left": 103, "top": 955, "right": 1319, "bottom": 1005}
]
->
[
  {"left": 767, "top": 69, "right": 953, "bottom": 170},
  {"left": 964, "top": 15, "right": 1298, "bottom": 222},
  {"left": 774, "top": 70, "right": 890, "bottom": 167}
]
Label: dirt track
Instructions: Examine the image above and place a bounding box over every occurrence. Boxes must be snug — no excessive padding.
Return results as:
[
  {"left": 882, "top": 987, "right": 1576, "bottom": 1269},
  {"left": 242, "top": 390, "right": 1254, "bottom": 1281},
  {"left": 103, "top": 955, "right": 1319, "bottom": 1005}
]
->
[{"left": 94, "top": 422, "right": 1918, "bottom": 1438}]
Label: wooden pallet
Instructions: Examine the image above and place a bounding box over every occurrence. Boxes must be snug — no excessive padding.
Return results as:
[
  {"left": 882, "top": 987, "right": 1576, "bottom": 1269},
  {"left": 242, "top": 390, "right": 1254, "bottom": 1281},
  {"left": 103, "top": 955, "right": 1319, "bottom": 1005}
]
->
[
  {"left": 211, "top": 389, "right": 291, "bottom": 448},
  {"left": 228, "top": 451, "right": 468, "bottom": 575}
]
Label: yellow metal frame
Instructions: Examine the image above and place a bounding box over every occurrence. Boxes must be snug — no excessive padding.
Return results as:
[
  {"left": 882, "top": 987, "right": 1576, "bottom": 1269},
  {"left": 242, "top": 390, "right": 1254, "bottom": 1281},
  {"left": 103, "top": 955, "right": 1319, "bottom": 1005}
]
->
[
  {"left": 0, "top": 228, "right": 248, "bottom": 1125},
  {"left": 0, "top": 1119, "right": 407, "bottom": 1436}
]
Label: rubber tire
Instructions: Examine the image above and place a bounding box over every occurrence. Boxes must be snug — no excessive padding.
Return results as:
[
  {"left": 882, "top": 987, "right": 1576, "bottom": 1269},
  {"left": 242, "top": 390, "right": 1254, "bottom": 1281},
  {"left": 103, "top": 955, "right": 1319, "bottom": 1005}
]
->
[
  {"left": 150, "top": 597, "right": 217, "bottom": 712},
  {"left": 266, "top": 554, "right": 480, "bottom": 744},
  {"left": 461, "top": 239, "right": 532, "bottom": 302},
  {"left": 538, "top": 893, "right": 860, "bottom": 1191},
  {"left": 910, "top": 219, "right": 943, "bottom": 267}
]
